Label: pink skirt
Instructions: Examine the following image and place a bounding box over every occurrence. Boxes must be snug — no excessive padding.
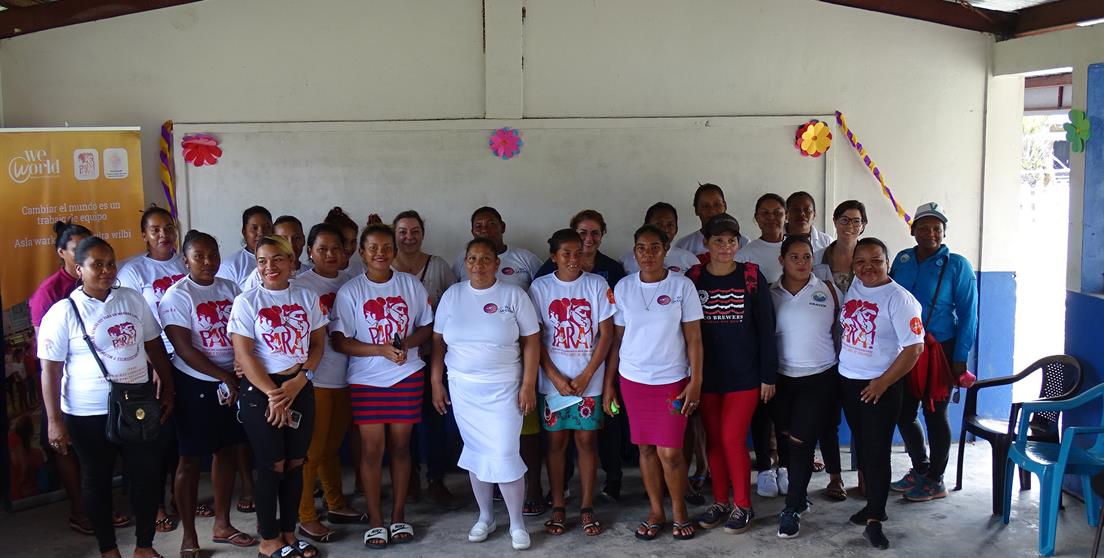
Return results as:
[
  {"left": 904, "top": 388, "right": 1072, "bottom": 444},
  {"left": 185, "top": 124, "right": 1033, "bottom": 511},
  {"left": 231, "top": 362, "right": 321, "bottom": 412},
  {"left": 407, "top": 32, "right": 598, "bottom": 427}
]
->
[{"left": 620, "top": 376, "right": 689, "bottom": 448}]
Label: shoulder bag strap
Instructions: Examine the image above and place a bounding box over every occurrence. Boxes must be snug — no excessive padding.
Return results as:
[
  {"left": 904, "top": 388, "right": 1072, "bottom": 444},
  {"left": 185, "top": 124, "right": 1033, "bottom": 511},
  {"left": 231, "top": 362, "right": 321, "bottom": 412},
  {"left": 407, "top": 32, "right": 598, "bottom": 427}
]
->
[
  {"left": 923, "top": 256, "right": 949, "bottom": 330},
  {"left": 66, "top": 295, "right": 113, "bottom": 383}
]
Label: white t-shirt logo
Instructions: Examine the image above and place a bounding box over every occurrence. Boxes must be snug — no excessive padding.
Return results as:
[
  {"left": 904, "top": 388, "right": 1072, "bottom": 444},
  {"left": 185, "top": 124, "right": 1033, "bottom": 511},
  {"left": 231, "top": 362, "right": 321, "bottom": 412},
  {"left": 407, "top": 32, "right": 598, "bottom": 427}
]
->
[
  {"left": 362, "top": 296, "right": 409, "bottom": 343},
  {"left": 842, "top": 299, "right": 879, "bottom": 352},
  {"left": 107, "top": 321, "right": 136, "bottom": 349},
  {"left": 657, "top": 295, "right": 672, "bottom": 306},
  {"left": 502, "top": 267, "right": 516, "bottom": 276},
  {"left": 483, "top": 303, "right": 499, "bottom": 314},
  {"left": 196, "top": 300, "right": 233, "bottom": 349},
  {"left": 258, "top": 304, "right": 309, "bottom": 356},
  {"left": 548, "top": 298, "right": 593, "bottom": 350}
]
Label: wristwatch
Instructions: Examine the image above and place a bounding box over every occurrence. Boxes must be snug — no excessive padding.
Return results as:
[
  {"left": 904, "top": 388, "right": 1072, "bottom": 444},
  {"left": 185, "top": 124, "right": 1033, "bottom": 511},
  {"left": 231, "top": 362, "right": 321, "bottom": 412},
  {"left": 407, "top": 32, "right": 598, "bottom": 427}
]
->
[{"left": 301, "top": 368, "right": 315, "bottom": 382}]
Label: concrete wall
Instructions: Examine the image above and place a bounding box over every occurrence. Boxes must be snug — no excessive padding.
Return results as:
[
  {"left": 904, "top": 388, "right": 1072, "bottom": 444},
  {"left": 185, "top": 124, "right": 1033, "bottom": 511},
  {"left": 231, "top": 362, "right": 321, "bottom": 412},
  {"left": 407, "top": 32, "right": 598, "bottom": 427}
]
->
[{"left": 0, "top": 0, "right": 994, "bottom": 265}]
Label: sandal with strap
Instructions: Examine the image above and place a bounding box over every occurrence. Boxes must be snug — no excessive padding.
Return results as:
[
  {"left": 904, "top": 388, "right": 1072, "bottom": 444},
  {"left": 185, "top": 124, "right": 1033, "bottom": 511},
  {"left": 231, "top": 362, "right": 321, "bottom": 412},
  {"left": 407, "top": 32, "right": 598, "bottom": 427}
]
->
[
  {"left": 213, "top": 530, "right": 258, "bottom": 547},
  {"left": 259, "top": 545, "right": 298, "bottom": 558},
  {"left": 523, "top": 499, "right": 547, "bottom": 517},
  {"left": 194, "top": 504, "right": 214, "bottom": 518},
  {"left": 672, "top": 521, "right": 696, "bottom": 540},
  {"left": 544, "top": 507, "right": 567, "bottom": 535},
  {"left": 389, "top": 522, "right": 414, "bottom": 544},
  {"left": 580, "top": 507, "right": 603, "bottom": 536},
  {"left": 293, "top": 540, "right": 319, "bottom": 558},
  {"left": 179, "top": 547, "right": 201, "bottom": 558},
  {"left": 825, "top": 479, "right": 848, "bottom": 502},
  {"left": 634, "top": 521, "right": 663, "bottom": 541},
  {"left": 296, "top": 524, "right": 337, "bottom": 543},
  {"left": 363, "top": 527, "right": 389, "bottom": 550},
  {"left": 237, "top": 499, "right": 255, "bottom": 513},
  {"left": 155, "top": 517, "right": 178, "bottom": 533}
]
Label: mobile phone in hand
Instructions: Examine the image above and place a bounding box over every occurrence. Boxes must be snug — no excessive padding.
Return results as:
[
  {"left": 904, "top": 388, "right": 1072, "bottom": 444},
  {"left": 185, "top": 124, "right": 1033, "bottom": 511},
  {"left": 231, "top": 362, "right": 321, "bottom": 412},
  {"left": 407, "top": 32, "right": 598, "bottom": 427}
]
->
[
  {"left": 288, "top": 410, "right": 303, "bottom": 429},
  {"left": 392, "top": 333, "right": 403, "bottom": 351},
  {"left": 216, "top": 382, "right": 232, "bottom": 406}
]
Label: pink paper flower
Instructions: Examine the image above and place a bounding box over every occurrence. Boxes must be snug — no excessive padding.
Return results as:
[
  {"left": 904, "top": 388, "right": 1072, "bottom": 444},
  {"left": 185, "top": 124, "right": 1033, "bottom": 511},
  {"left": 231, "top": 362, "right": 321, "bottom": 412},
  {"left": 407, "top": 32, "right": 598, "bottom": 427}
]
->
[
  {"left": 182, "top": 134, "right": 222, "bottom": 167},
  {"left": 489, "top": 127, "right": 523, "bottom": 159}
]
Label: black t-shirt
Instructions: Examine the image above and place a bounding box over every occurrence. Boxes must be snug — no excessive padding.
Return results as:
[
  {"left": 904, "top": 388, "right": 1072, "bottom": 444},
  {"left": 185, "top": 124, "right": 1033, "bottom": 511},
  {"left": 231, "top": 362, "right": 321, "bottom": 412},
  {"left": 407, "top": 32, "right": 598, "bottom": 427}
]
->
[
  {"left": 535, "top": 251, "right": 626, "bottom": 290},
  {"left": 689, "top": 262, "right": 778, "bottom": 393}
]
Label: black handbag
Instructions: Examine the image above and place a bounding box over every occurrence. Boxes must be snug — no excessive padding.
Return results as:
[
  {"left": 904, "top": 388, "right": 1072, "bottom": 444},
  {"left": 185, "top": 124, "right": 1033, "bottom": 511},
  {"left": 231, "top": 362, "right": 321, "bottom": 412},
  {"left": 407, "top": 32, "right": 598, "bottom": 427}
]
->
[{"left": 67, "top": 296, "right": 162, "bottom": 445}]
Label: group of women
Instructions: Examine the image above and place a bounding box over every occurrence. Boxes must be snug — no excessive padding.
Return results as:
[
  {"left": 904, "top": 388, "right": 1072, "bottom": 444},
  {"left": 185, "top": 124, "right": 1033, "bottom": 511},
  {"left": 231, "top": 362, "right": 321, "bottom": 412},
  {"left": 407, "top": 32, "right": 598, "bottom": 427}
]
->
[{"left": 31, "top": 182, "right": 977, "bottom": 557}]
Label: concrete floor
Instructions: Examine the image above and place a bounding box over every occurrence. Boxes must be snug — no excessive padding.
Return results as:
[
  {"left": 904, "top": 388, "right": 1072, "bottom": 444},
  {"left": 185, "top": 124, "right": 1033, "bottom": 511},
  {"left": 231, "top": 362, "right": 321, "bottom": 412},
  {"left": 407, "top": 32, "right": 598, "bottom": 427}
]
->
[{"left": 2, "top": 443, "right": 1100, "bottom": 558}]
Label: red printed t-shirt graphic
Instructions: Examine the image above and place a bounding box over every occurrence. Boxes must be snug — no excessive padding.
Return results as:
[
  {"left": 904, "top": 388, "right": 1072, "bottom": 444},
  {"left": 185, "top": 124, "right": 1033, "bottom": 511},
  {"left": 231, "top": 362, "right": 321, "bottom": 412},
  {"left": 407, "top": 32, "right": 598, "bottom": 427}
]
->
[
  {"left": 153, "top": 274, "right": 187, "bottom": 298},
  {"left": 842, "top": 299, "right": 879, "bottom": 350},
  {"left": 362, "top": 296, "right": 410, "bottom": 343},
  {"left": 548, "top": 298, "right": 594, "bottom": 350},
  {"left": 319, "top": 292, "right": 337, "bottom": 316},
  {"left": 258, "top": 304, "right": 310, "bottom": 356},
  {"left": 107, "top": 322, "right": 137, "bottom": 349},
  {"left": 195, "top": 300, "right": 233, "bottom": 349}
]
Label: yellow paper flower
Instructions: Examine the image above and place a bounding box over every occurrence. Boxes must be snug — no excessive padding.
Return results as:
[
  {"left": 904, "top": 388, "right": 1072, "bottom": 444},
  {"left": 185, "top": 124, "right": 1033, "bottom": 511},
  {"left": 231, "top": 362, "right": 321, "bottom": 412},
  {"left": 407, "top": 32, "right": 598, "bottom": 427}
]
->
[{"left": 799, "top": 121, "right": 832, "bottom": 157}]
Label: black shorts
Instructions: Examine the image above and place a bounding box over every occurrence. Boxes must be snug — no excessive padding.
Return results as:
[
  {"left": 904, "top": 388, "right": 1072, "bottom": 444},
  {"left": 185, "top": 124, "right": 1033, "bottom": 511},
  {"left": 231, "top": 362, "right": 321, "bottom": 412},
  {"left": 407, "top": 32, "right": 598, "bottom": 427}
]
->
[
  {"left": 237, "top": 374, "right": 315, "bottom": 468},
  {"left": 174, "top": 369, "right": 245, "bottom": 457}
]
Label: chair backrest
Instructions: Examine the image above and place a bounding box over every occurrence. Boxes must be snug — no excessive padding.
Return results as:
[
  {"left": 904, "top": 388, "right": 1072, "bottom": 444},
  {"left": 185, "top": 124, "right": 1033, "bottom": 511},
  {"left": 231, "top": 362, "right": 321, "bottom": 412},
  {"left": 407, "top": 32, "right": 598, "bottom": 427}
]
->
[{"left": 1031, "top": 355, "right": 1083, "bottom": 435}]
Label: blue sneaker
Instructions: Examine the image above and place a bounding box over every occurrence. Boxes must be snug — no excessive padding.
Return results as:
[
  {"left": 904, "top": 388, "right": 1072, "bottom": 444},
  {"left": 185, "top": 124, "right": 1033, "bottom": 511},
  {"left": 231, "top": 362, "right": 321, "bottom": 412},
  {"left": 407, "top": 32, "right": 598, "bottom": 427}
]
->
[
  {"left": 724, "top": 506, "right": 754, "bottom": 534},
  {"left": 777, "top": 507, "right": 801, "bottom": 538},
  {"left": 889, "top": 469, "right": 922, "bottom": 493},
  {"left": 904, "top": 477, "right": 948, "bottom": 502}
]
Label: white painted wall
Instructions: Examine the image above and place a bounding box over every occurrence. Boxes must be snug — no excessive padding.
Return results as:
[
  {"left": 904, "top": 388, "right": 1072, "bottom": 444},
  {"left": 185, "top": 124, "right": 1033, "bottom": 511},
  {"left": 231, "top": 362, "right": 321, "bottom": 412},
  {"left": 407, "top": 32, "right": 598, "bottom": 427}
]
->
[
  {"left": 994, "top": 24, "right": 1104, "bottom": 290},
  {"left": 0, "top": 0, "right": 994, "bottom": 264}
]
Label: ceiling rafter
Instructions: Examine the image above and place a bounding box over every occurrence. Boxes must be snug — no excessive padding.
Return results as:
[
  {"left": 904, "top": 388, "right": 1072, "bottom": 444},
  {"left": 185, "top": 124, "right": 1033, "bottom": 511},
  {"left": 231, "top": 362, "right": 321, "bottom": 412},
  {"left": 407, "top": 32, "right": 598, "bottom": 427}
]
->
[
  {"left": 0, "top": 0, "right": 201, "bottom": 40},
  {"left": 821, "top": 0, "right": 1104, "bottom": 39}
]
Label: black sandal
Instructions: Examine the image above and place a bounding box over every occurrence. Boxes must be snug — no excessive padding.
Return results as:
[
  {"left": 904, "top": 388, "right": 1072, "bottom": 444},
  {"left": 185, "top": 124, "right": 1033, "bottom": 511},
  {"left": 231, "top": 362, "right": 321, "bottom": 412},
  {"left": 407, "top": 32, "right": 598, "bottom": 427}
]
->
[
  {"left": 259, "top": 545, "right": 299, "bottom": 558},
  {"left": 580, "top": 507, "right": 603, "bottom": 536},
  {"left": 544, "top": 507, "right": 567, "bottom": 535},
  {"left": 293, "top": 540, "right": 319, "bottom": 558},
  {"left": 672, "top": 521, "right": 696, "bottom": 540},
  {"left": 634, "top": 521, "right": 663, "bottom": 541}
]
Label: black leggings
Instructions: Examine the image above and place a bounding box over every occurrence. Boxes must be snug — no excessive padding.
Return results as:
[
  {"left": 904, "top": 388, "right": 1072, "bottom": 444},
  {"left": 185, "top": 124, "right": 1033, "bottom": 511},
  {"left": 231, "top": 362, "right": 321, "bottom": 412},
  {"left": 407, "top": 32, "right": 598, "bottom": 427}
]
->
[
  {"left": 841, "top": 376, "right": 904, "bottom": 520},
  {"left": 772, "top": 368, "right": 839, "bottom": 511},
  {"left": 896, "top": 339, "right": 954, "bottom": 481},
  {"left": 817, "top": 396, "right": 844, "bottom": 475},
  {"left": 65, "top": 413, "right": 162, "bottom": 553},
  {"left": 238, "top": 375, "right": 315, "bottom": 540}
]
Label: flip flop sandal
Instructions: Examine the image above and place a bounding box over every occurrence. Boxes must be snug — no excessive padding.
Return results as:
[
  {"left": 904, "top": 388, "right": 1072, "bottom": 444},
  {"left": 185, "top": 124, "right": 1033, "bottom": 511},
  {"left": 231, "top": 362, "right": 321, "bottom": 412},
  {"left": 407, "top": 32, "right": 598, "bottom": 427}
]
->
[
  {"left": 389, "top": 522, "right": 414, "bottom": 544},
  {"left": 112, "top": 514, "right": 133, "bottom": 528},
  {"left": 179, "top": 548, "right": 201, "bottom": 558},
  {"left": 363, "top": 527, "right": 389, "bottom": 550},
  {"left": 326, "top": 510, "right": 369, "bottom": 524},
  {"left": 580, "top": 507, "right": 604, "bottom": 536},
  {"left": 825, "top": 483, "right": 849, "bottom": 502},
  {"left": 292, "top": 540, "right": 319, "bottom": 558},
  {"left": 813, "top": 459, "right": 826, "bottom": 473},
  {"left": 195, "top": 504, "right": 215, "bottom": 517},
  {"left": 68, "top": 517, "right": 95, "bottom": 535},
  {"left": 544, "top": 507, "right": 567, "bottom": 535},
  {"left": 634, "top": 521, "right": 663, "bottom": 541},
  {"left": 296, "top": 525, "right": 337, "bottom": 543},
  {"left": 213, "top": 531, "right": 258, "bottom": 547},
  {"left": 237, "top": 500, "right": 256, "bottom": 513},
  {"left": 259, "top": 544, "right": 299, "bottom": 558},
  {"left": 155, "top": 517, "right": 178, "bottom": 533},
  {"left": 522, "top": 499, "right": 547, "bottom": 517},
  {"left": 672, "top": 521, "right": 696, "bottom": 540}
]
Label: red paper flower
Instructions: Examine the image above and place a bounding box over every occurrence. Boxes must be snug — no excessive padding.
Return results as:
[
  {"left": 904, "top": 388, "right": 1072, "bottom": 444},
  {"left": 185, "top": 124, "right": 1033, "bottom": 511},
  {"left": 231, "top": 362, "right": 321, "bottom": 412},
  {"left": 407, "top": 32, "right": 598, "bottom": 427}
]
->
[
  {"left": 489, "top": 127, "right": 523, "bottom": 159},
  {"left": 182, "top": 134, "right": 222, "bottom": 167}
]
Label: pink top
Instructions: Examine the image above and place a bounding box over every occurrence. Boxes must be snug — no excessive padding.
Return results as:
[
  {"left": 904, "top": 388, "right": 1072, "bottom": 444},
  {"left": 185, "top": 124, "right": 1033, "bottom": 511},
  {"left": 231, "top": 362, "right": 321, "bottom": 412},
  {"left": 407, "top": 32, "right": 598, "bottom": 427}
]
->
[{"left": 29, "top": 267, "right": 78, "bottom": 328}]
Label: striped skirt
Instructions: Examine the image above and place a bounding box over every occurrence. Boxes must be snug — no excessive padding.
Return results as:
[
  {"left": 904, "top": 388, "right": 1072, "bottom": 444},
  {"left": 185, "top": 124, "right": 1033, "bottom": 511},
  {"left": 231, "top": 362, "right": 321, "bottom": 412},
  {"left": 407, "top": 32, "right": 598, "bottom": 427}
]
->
[{"left": 350, "top": 369, "right": 424, "bottom": 425}]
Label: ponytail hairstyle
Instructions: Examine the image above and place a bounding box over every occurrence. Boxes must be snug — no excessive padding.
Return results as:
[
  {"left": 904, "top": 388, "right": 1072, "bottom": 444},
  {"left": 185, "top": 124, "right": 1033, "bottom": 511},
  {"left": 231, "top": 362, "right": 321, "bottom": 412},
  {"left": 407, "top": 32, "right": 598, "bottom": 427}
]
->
[
  {"left": 140, "top": 204, "right": 174, "bottom": 232},
  {"left": 181, "top": 229, "right": 218, "bottom": 254},
  {"left": 359, "top": 223, "right": 396, "bottom": 249},
  {"left": 633, "top": 223, "right": 669, "bottom": 246},
  {"left": 306, "top": 223, "right": 344, "bottom": 249},
  {"left": 547, "top": 228, "right": 582, "bottom": 254},
  {"left": 73, "top": 236, "right": 115, "bottom": 287},
  {"left": 324, "top": 206, "right": 358, "bottom": 233},
  {"left": 241, "top": 205, "right": 273, "bottom": 229},
  {"left": 53, "top": 220, "right": 93, "bottom": 251}
]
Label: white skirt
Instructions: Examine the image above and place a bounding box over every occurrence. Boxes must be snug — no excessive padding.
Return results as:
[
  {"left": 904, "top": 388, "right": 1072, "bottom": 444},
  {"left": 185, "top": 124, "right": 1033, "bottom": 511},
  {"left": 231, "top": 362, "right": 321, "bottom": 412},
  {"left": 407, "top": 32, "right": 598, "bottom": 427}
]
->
[{"left": 449, "top": 376, "right": 527, "bottom": 483}]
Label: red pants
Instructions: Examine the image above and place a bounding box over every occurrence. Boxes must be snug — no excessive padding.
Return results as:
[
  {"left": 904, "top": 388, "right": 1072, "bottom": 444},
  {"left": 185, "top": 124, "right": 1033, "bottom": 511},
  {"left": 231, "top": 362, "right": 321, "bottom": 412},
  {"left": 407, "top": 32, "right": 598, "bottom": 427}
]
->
[{"left": 700, "top": 389, "right": 759, "bottom": 508}]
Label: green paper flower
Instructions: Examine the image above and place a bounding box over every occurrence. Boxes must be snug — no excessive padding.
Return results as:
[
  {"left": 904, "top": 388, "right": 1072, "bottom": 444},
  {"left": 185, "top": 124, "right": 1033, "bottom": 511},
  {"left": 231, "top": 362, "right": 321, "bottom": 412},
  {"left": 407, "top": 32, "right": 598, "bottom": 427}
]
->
[{"left": 1064, "top": 109, "right": 1091, "bottom": 153}]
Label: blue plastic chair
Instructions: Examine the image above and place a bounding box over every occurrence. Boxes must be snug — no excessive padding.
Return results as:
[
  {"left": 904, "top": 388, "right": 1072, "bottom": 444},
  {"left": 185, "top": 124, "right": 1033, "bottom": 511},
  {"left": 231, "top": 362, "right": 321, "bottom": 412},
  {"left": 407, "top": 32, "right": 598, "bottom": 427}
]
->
[{"left": 1002, "top": 382, "right": 1104, "bottom": 556}]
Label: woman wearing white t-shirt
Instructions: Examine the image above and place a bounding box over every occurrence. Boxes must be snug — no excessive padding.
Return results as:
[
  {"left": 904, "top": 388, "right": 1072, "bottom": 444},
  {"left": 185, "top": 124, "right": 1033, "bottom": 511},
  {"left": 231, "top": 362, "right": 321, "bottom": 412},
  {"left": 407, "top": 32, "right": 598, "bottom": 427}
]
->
[
  {"left": 431, "top": 237, "right": 541, "bottom": 551},
  {"left": 159, "top": 231, "right": 255, "bottom": 555},
  {"left": 293, "top": 223, "right": 367, "bottom": 542},
  {"left": 838, "top": 238, "right": 924, "bottom": 551},
  {"left": 736, "top": 193, "right": 786, "bottom": 283},
  {"left": 528, "top": 229, "right": 615, "bottom": 537},
  {"left": 229, "top": 235, "right": 327, "bottom": 558},
  {"left": 217, "top": 206, "right": 274, "bottom": 288},
  {"left": 115, "top": 205, "right": 186, "bottom": 533},
  {"left": 620, "top": 202, "right": 701, "bottom": 274},
  {"left": 769, "top": 236, "right": 841, "bottom": 539},
  {"left": 331, "top": 224, "right": 434, "bottom": 548},
  {"left": 38, "top": 236, "right": 176, "bottom": 558},
  {"left": 607, "top": 224, "right": 704, "bottom": 542}
]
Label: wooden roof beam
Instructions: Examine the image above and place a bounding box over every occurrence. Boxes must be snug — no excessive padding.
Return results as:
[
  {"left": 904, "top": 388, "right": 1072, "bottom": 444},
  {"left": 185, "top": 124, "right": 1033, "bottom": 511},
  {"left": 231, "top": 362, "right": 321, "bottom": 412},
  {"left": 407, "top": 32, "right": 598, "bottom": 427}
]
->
[
  {"left": 819, "top": 0, "right": 1017, "bottom": 34},
  {"left": 0, "top": 0, "right": 201, "bottom": 40}
]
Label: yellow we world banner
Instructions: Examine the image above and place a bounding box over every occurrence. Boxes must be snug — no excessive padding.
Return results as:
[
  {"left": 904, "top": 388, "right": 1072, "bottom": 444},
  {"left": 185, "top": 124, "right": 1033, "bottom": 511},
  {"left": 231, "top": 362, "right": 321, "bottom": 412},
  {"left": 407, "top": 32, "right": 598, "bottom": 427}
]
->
[{"left": 0, "top": 128, "right": 146, "bottom": 310}]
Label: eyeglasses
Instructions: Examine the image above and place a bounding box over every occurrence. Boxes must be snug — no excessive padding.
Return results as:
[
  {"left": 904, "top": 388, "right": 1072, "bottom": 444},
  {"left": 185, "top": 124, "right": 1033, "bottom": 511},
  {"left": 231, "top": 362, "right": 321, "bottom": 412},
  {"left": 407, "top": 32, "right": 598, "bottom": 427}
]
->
[{"left": 837, "top": 217, "right": 864, "bottom": 227}]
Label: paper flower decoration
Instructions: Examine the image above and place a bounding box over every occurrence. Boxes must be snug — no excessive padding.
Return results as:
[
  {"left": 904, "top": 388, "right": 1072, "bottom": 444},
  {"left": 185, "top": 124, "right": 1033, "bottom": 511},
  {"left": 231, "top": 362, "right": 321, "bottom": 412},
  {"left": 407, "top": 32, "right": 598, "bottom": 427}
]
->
[
  {"left": 489, "top": 127, "right": 523, "bottom": 159},
  {"left": 795, "top": 120, "right": 832, "bottom": 157},
  {"left": 182, "top": 134, "right": 222, "bottom": 167},
  {"left": 1064, "top": 109, "right": 1091, "bottom": 153}
]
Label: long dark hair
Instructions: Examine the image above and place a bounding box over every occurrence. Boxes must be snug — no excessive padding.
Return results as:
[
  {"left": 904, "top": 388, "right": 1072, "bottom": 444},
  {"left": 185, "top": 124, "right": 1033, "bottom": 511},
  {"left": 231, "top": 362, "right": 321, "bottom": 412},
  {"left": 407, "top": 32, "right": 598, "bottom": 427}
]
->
[{"left": 53, "top": 220, "right": 92, "bottom": 251}]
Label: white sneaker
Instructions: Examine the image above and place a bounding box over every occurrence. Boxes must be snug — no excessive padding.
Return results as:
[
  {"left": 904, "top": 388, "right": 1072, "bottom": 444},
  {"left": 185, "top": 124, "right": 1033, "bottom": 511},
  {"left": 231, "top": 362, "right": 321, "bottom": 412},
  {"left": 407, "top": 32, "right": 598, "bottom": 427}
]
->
[
  {"left": 468, "top": 519, "right": 497, "bottom": 542},
  {"left": 777, "top": 467, "right": 790, "bottom": 496},
  {"left": 757, "top": 469, "right": 779, "bottom": 498},
  {"left": 510, "top": 528, "right": 531, "bottom": 550}
]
